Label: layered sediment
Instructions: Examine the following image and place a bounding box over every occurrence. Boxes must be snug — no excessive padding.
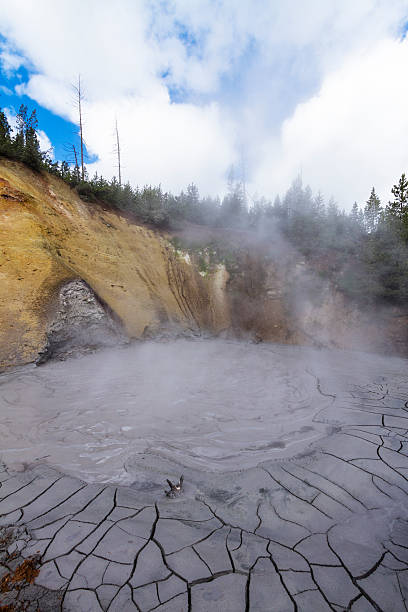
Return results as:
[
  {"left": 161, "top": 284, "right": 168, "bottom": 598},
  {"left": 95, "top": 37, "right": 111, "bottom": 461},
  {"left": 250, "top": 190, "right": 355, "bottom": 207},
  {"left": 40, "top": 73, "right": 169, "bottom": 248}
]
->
[{"left": 0, "top": 160, "right": 228, "bottom": 368}]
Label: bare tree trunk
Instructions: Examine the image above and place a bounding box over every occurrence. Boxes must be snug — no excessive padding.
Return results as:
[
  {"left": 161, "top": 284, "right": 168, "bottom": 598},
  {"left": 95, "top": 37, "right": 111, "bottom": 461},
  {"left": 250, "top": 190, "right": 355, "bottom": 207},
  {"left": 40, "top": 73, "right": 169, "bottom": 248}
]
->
[
  {"left": 72, "top": 144, "right": 80, "bottom": 181},
  {"left": 240, "top": 148, "right": 247, "bottom": 206},
  {"left": 78, "top": 76, "right": 84, "bottom": 181},
  {"left": 73, "top": 75, "right": 85, "bottom": 181},
  {"left": 115, "top": 119, "right": 121, "bottom": 186}
]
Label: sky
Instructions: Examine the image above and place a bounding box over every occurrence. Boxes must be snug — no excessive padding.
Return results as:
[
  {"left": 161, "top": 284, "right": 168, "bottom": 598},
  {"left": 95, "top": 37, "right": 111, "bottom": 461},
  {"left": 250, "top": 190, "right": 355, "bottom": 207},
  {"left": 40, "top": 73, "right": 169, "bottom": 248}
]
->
[{"left": 0, "top": 0, "right": 408, "bottom": 208}]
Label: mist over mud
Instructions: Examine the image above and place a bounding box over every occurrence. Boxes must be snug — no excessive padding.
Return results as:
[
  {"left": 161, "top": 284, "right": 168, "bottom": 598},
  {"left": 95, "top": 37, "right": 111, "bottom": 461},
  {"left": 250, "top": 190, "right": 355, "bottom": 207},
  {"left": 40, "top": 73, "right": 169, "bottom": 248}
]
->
[{"left": 0, "top": 339, "right": 405, "bottom": 485}]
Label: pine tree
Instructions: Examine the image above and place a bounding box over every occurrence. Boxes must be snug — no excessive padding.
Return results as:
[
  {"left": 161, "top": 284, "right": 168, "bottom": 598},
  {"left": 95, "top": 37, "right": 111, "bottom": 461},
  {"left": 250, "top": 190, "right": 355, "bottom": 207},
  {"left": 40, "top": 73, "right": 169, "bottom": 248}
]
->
[
  {"left": 326, "top": 197, "right": 339, "bottom": 218},
  {"left": 388, "top": 174, "right": 408, "bottom": 222},
  {"left": 273, "top": 195, "right": 282, "bottom": 211},
  {"left": 312, "top": 191, "right": 325, "bottom": 217},
  {"left": 348, "top": 201, "right": 363, "bottom": 228},
  {"left": 0, "top": 105, "right": 42, "bottom": 169},
  {"left": 364, "top": 187, "right": 382, "bottom": 232},
  {"left": 186, "top": 183, "right": 199, "bottom": 207},
  {"left": 13, "top": 104, "right": 27, "bottom": 160},
  {"left": 0, "top": 109, "right": 12, "bottom": 156},
  {"left": 219, "top": 165, "right": 246, "bottom": 228},
  {"left": 220, "top": 182, "right": 245, "bottom": 227},
  {"left": 60, "top": 160, "right": 70, "bottom": 180},
  {"left": 350, "top": 201, "right": 359, "bottom": 221},
  {"left": 23, "top": 109, "right": 42, "bottom": 170},
  {"left": 272, "top": 194, "right": 288, "bottom": 232},
  {"left": 283, "top": 175, "right": 304, "bottom": 214}
]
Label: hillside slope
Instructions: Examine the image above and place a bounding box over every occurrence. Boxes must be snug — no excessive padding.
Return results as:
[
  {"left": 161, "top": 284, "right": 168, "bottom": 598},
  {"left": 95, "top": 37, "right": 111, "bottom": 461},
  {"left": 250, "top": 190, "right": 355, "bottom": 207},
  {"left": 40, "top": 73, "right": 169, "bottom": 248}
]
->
[
  {"left": 0, "top": 160, "right": 229, "bottom": 368},
  {"left": 1, "top": 158, "right": 407, "bottom": 368}
]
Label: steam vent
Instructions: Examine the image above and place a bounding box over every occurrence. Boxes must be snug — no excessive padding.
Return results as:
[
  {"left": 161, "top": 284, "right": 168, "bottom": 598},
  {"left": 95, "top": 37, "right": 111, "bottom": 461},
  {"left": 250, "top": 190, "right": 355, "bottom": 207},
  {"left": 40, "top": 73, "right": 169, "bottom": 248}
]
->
[{"left": 1, "top": 163, "right": 408, "bottom": 610}]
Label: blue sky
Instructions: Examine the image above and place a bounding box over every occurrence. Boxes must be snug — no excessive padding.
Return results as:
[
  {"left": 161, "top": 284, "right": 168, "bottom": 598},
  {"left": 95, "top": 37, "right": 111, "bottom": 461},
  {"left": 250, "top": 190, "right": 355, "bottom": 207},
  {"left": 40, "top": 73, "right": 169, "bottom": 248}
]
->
[
  {"left": 0, "top": 25, "right": 311, "bottom": 165},
  {"left": 0, "top": 1, "right": 408, "bottom": 206},
  {"left": 0, "top": 35, "right": 96, "bottom": 163}
]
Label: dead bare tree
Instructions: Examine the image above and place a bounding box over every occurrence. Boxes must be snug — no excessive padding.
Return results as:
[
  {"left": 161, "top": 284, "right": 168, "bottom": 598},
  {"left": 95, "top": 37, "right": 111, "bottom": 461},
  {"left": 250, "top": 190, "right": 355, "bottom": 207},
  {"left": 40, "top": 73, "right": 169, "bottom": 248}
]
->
[
  {"left": 114, "top": 118, "right": 122, "bottom": 186},
  {"left": 240, "top": 147, "right": 247, "bottom": 206},
  {"left": 72, "top": 144, "right": 80, "bottom": 181},
  {"left": 62, "top": 142, "right": 80, "bottom": 181},
  {"left": 72, "top": 75, "right": 85, "bottom": 181}
]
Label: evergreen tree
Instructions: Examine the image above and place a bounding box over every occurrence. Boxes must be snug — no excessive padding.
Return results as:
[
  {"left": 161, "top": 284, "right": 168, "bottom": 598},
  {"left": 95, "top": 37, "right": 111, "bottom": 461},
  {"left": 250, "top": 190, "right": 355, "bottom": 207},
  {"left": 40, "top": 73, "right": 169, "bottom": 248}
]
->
[
  {"left": 364, "top": 187, "right": 382, "bottom": 232},
  {"left": 13, "top": 104, "right": 27, "bottom": 160},
  {"left": 312, "top": 191, "right": 325, "bottom": 217},
  {"left": 388, "top": 173, "right": 408, "bottom": 223},
  {"left": 186, "top": 183, "right": 199, "bottom": 207},
  {"left": 219, "top": 182, "right": 245, "bottom": 227},
  {"left": 219, "top": 166, "right": 246, "bottom": 228},
  {"left": 302, "top": 185, "right": 313, "bottom": 211},
  {"left": 23, "top": 109, "right": 42, "bottom": 170},
  {"left": 350, "top": 201, "right": 359, "bottom": 222},
  {"left": 283, "top": 175, "right": 304, "bottom": 215},
  {"left": 60, "top": 160, "right": 71, "bottom": 180},
  {"left": 0, "top": 109, "right": 12, "bottom": 156},
  {"left": 349, "top": 202, "right": 364, "bottom": 229},
  {"left": 357, "top": 207, "right": 365, "bottom": 227},
  {"left": 326, "top": 197, "right": 339, "bottom": 218}
]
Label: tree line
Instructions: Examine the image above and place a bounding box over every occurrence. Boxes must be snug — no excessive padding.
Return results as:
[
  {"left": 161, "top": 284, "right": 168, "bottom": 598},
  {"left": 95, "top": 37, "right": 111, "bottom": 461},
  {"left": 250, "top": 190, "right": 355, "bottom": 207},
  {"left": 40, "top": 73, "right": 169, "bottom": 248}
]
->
[
  {"left": 0, "top": 104, "right": 407, "bottom": 307},
  {"left": 0, "top": 104, "right": 45, "bottom": 170},
  {"left": 248, "top": 176, "right": 408, "bottom": 307}
]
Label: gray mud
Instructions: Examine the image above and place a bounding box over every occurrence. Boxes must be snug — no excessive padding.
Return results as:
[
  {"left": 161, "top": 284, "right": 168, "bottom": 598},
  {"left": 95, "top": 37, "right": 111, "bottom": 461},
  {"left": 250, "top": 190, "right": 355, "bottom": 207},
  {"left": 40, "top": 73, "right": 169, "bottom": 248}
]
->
[
  {"left": 1, "top": 340, "right": 408, "bottom": 610},
  {"left": 0, "top": 339, "right": 335, "bottom": 483}
]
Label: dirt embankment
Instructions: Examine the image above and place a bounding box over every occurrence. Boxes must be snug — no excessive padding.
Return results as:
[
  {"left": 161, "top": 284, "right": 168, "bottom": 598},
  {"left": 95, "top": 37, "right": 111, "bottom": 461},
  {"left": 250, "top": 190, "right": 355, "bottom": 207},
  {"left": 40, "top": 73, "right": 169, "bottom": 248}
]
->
[
  {"left": 1, "top": 158, "right": 407, "bottom": 368},
  {"left": 0, "top": 160, "right": 229, "bottom": 368}
]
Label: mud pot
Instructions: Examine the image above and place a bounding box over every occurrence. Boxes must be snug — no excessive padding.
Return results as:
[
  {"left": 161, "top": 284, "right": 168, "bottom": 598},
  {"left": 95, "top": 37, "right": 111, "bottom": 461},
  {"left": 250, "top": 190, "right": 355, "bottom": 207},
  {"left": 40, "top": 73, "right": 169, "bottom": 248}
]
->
[{"left": 1, "top": 339, "right": 408, "bottom": 611}]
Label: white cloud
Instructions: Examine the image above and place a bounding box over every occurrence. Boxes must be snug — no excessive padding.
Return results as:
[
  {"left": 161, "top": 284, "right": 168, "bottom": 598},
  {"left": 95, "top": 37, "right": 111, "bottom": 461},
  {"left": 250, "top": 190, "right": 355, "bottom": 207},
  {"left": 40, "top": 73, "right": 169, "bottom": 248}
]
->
[
  {"left": 0, "top": 0, "right": 407, "bottom": 202},
  {"left": 37, "top": 129, "right": 53, "bottom": 156},
  {"left": 15, "top": 75, "right": 76, "bottom": 122},
  {"left": 150, "top": 0, "right": 407, "bottom": 98},
  {"left": 0, "top": 41, "right": 26, "bottom": 75},
  {"left": 0, "top": 85, "right": 12, "bottom": 95},
  {"left": 85, "top": 94, "right": 236, "bottom": 194},
  {"left": 253, "top": 37, "right": 408, "bottom": 207}
]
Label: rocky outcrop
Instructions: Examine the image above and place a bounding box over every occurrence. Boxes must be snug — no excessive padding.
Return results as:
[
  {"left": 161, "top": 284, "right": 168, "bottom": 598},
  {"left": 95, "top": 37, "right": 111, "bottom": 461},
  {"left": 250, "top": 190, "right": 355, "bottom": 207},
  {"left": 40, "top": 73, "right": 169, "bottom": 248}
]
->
[{"left": 36, "top": 279, "right": 127, "bottom": 363}]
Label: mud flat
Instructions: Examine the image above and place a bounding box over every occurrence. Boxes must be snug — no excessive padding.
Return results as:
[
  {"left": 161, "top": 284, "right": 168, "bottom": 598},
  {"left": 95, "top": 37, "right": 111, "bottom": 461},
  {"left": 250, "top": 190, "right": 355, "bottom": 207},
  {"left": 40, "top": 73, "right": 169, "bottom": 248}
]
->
[{"left": 1, "top": 339, "right": 408, "bottom": 610}]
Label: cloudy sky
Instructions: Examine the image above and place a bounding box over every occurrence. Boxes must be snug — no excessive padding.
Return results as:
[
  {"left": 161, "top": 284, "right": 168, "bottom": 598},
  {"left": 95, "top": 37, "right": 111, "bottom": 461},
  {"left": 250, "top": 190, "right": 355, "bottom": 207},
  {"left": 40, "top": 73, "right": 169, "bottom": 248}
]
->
[{"left": 0, "top": 0, "right": 407, "bottom": 207}]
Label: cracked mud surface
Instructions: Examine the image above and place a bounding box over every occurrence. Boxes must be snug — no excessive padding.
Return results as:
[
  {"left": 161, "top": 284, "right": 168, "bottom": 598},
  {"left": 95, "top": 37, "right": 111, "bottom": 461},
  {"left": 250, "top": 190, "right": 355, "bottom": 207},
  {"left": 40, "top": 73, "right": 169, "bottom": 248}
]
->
[{"left": 1, "top": 340, "right": 408, "bottom": 610}]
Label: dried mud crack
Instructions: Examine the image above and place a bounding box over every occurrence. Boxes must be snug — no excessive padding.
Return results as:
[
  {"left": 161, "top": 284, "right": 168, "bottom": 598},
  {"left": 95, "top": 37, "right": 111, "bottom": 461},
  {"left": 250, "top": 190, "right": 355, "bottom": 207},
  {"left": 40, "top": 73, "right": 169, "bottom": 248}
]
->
[{"left": 1, "top": 341, "right": 408, "bottom": 610}]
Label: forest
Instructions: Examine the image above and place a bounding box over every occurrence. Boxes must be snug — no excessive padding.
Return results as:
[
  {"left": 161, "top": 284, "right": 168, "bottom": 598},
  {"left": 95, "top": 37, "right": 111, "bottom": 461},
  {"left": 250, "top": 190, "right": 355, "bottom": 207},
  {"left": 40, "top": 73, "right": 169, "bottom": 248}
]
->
[{"left": 1, "top": 104, "right": 408, "bottom": 309}]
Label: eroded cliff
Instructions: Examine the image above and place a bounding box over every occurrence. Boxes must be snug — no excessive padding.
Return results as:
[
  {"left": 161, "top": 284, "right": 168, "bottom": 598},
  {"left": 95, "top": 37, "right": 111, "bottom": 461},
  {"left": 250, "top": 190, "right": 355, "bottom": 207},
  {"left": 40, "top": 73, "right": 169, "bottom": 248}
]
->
[
  {"left": 1, "top": 158, "right": 407, "bottom": 368},
  {"left": 0, "top": 159, "right": 229, "bottom": 368}
]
